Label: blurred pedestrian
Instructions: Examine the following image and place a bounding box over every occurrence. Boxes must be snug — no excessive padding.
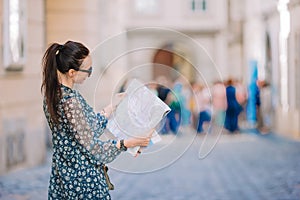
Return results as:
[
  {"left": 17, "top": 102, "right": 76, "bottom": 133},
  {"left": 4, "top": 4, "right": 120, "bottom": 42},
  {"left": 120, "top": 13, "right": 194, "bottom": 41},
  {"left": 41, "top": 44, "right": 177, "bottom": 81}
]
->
[
  {"left": 212, "top": 80, "right": 227, "bottom": 127},
  {"left": 194, "top": 83, "right": 212, "bottom": 133},
  {"left": 41, "top": 41, "right": 152, "bottom": 199},
  {"left": 173, "top": 81, "right": 190, "bottom": 126},
  {"left": 165, "top": 88, "right": 181, "bottom": 134},
  {"left": 156, "top": 76, "right": 172, "bottom": 134},
  {"left": 224, "top": 79, "right": 243, "bottom": 133},
  {"left": 259, "top": 81, "right": 272, "bottom": 133},
  {"left": 256, "top": 79, "right": 270, "bottom": 133},
  {"left": 235, "top": 79, "right": 248, "bottom": 127}
]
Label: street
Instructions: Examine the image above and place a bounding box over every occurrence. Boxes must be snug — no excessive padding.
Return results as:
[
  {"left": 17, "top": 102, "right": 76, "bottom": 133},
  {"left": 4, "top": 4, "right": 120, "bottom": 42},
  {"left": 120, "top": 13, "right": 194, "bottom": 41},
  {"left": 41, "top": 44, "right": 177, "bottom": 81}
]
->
[{"left": 1, "top": 130, "right": 300, "bottom": 200}]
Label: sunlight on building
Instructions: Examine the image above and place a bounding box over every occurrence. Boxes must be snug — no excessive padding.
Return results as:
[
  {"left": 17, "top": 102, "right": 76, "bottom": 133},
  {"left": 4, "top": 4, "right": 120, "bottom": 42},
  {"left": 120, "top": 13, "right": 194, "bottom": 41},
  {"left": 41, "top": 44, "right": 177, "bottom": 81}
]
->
[{"left": 278, "top": 0, "right": 290, "bottom": 112}]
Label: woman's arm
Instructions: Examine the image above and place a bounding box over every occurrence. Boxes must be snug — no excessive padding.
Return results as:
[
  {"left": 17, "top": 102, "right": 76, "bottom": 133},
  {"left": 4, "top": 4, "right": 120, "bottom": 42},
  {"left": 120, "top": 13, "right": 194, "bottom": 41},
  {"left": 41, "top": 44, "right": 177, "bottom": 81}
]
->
[{"left": 63, "top": 96, "right": 121, "bottom": 164}]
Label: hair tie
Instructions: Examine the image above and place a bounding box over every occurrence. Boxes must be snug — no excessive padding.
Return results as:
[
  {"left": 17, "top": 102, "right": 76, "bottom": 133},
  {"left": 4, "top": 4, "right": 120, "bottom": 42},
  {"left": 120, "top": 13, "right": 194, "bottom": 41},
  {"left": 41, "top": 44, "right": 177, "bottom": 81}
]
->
[{"left": 55, "top": 45, "right": 64, "bottom": 55}]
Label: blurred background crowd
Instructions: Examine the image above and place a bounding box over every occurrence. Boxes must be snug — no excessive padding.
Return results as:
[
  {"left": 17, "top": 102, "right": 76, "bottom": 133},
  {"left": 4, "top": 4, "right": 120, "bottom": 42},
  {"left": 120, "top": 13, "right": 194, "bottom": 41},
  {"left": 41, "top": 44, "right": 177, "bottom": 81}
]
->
[{"left": 121, "top": 74, "right": 270, "bottom": 136}]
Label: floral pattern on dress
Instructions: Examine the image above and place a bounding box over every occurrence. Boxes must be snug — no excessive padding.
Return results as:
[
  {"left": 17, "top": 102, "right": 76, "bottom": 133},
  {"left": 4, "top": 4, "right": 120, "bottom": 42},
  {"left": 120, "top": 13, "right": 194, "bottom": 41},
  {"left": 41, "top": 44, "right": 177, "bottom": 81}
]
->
[{"left": 44, "top": 84, "right": 121, "bottom": 199}]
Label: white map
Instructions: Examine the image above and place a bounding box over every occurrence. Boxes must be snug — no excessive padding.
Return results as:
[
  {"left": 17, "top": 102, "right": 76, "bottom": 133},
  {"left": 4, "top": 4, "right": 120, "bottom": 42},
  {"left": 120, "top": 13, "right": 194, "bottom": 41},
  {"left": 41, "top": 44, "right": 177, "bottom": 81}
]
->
[{"left": 107, "top": 79, "right": 171, "bottom": 155}]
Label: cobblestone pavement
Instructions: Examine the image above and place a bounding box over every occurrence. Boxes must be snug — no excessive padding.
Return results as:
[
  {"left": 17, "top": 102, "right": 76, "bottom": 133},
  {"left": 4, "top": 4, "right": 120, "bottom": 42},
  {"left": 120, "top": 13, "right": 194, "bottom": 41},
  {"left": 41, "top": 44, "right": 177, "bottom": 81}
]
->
[{"left": 1, "top": 130, "right": 300, "bottom": 200}]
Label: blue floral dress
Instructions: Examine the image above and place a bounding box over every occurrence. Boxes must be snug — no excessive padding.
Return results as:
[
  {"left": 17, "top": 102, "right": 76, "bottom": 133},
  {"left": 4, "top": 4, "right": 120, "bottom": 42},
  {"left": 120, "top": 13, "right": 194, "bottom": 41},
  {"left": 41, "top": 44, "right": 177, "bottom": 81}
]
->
[{"left": 44, "top": 84, "right": 122, "bottom": 199}]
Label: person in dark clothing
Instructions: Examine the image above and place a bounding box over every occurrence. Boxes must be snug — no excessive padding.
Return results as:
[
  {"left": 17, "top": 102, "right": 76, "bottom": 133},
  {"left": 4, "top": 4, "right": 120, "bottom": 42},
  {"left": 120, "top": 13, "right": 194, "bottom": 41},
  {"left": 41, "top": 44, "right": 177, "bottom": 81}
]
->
[
  {"left": 224, "top": 79, "right": 243, "bottom": 133},
  {"left": 157, "top": 85, "right": 171, "bottom": 102}
]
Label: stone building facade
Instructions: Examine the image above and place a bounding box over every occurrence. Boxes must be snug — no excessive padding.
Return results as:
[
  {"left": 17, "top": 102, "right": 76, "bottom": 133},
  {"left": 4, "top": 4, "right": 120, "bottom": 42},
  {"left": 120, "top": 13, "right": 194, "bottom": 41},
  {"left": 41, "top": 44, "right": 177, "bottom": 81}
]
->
[{"left": 0, "top": 0, "right": 46, "bottom": 174}]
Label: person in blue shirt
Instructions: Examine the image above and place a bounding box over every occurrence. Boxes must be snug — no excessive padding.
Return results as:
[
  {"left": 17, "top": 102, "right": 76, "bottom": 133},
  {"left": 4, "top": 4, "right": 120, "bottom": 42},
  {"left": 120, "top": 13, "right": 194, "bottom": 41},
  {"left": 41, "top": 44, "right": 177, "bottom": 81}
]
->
[{"left": 41, "top": 41, "right": 152, "bottom": 199}]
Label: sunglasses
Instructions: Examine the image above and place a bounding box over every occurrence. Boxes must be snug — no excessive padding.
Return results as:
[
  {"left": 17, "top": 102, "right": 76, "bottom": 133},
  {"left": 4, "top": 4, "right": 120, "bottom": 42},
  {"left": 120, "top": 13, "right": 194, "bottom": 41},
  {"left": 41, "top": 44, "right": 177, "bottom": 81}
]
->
[{"left": 78, "top": 67, "right": 92, "bottom": 77}]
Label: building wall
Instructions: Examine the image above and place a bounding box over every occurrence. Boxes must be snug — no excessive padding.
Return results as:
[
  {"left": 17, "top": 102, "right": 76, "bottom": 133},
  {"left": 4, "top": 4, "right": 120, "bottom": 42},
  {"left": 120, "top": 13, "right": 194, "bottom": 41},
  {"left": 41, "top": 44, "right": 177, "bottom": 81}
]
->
[
  {"left": 285, "top": 0, "right": 300, "bottom": 138},
  {"left": 122, "top": 0, "right": 228, "bottom": 83},
  {"left": 123, "top": 0, "right": 227, "bottom": 31},
  {"left": 227, "top": 0, "right": 244, "bottom": 80},
  {"left": 0, "top": 0, "right": 46, "bottom": 174},
  {"left": 46, "top": 0, "right": 130, "bottom": 109},
  {"left": 125, "top": 29, "right": 220, "bottom": 82},
  {"left": 46, "top": 0, "right": 229, "bottom": 109},
  {"left": 245, "top": 0, "right": 300, "bottom": 139},
  {"left": 273, "top": 0, "right": 300, "bottom": 139}
]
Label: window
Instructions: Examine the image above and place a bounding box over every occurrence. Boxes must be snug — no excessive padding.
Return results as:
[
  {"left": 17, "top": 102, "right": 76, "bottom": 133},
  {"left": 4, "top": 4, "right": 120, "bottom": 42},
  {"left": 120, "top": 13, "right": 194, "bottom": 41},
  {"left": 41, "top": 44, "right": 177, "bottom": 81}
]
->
[
  {"left": 134, "top": 0, "right": 159, "bottom": 15},
  {"left": 3, "top": 0, "right": 26, "bottom": 71},
  {"left": 190, "top": 0, "right": 207, "bottom": 12}
]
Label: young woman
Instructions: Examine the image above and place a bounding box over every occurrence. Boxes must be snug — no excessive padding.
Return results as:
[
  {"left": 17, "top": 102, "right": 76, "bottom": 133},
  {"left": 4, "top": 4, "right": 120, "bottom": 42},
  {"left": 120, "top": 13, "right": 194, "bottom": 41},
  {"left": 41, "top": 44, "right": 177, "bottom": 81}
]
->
[{"left": 41, "top": 41, "right": 151, "bottom": 199}]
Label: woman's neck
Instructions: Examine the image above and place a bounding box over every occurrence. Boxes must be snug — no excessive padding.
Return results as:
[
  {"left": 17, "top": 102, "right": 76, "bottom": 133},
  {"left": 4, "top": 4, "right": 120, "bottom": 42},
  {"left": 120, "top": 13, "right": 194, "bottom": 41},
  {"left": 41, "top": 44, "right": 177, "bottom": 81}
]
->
[{"left": 58, "top": 71, "right": 74, "bottom": 89}]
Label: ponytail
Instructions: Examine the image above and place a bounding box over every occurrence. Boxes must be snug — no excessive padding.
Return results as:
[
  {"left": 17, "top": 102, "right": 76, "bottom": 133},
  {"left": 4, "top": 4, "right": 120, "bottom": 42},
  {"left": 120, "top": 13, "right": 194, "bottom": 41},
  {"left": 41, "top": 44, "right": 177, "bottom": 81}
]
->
[
  {"left": 41, "top": 41, "right": 90, "bottom": 124},
  {"left": 41, "top": 43, "right": 62, "bottom": 124}
]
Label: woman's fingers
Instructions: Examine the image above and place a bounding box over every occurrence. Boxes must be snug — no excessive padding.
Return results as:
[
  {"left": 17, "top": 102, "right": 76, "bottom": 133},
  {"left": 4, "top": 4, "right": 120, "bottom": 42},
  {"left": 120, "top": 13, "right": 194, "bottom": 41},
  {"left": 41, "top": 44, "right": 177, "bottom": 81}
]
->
[
  {"left": 134, "top": 147, "right": 142, "bottom": 157},
  {"left": 138, "top": 138, "right": 148, "bottom": 147},
  {"left": 126, "top": 129, "right": 154, "bottom": 148},
  {"left": 137, "top": 136, "right": 151, "bottom": 147},
  {"left": 113, "top": 92, "right": 126, "bottom": 107},
  {"left": 148, "top": 129, "right": 155, "bottom": 137}
]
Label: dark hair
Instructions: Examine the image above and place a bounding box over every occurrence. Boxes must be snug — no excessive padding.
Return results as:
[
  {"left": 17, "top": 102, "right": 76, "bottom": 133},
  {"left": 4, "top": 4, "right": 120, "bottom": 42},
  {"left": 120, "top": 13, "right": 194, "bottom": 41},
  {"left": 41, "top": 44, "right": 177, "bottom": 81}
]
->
[{"left": 41, "top": 41, "right": 89, "bottom": 124}]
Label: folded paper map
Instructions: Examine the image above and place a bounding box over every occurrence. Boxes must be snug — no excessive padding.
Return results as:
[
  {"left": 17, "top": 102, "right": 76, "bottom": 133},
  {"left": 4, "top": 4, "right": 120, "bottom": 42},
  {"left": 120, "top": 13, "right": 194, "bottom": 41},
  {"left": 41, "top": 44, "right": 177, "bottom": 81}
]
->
[{"left": 107, "top": 79, "right": 171, "bottom": 155}]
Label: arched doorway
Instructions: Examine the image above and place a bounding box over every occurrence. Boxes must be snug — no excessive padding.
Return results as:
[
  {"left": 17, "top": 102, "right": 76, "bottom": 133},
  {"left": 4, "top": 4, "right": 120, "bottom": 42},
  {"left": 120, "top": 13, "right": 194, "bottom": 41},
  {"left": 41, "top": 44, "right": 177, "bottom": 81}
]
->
[{"left": 152, "top": 42, "right": 195, "bottom": 83}]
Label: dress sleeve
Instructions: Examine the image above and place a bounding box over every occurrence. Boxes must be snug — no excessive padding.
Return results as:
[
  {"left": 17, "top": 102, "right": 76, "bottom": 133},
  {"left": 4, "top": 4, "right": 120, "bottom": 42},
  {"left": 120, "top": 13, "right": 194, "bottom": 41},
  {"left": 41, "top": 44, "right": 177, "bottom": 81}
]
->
[{"left": 63, "top": 96, "right": 121, "bottom": 164}]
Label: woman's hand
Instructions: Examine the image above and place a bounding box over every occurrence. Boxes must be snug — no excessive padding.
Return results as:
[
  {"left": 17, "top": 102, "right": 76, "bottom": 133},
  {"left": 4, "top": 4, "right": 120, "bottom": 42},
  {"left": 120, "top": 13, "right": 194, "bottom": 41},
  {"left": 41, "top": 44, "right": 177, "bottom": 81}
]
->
[
  {"left": 125, "top": 128, "right": 154, "bottom": 148},
  {"left": 124, "top": 136, "right": 151, "bottom": 148},
  {"left": 102, "top": 92, "right": 126, "bottom": 118},
  {"left": 101, "top": 104, "right": 115, "bottom": 118},
  {"left": 117, "top": 129, "right": 154, "bottom": 149}
]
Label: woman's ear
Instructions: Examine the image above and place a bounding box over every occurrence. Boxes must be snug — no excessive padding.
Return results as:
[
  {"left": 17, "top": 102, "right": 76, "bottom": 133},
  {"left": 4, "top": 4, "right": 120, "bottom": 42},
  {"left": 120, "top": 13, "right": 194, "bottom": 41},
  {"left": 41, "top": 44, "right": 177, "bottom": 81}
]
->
[{"left": 67, "top": 69, "right": 77, "bottom": 78}]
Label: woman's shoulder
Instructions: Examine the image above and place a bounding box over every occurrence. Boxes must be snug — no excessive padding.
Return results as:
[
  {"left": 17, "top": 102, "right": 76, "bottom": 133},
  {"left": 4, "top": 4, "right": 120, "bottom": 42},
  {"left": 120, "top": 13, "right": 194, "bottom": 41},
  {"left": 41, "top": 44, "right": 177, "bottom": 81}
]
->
[
  {"left": 60, "top": 84, "right": 77, "bottom": 102},
  {"left": 61, "top": 84, "right": 82, "bottom": 97},
  {"left": 60, "top": 85, "right": 87, "bottom": 105}
]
